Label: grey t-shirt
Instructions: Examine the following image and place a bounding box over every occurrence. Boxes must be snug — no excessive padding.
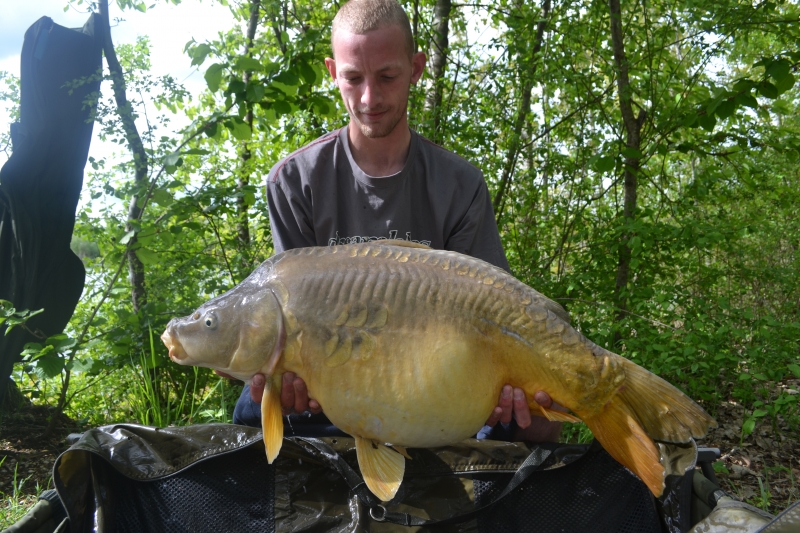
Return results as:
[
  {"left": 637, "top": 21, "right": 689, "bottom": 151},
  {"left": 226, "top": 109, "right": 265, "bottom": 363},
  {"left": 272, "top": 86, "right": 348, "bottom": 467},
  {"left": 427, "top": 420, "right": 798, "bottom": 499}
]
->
[{"left": 266, "top": 126, "right": 510, "bottom": 271}]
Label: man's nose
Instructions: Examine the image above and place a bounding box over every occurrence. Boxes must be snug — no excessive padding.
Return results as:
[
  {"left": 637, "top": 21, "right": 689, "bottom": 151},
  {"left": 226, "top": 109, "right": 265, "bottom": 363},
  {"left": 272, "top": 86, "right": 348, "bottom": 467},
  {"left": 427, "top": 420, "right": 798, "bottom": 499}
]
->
[{"left": 361, "top": 78, "right": 382, "bottom": 108}]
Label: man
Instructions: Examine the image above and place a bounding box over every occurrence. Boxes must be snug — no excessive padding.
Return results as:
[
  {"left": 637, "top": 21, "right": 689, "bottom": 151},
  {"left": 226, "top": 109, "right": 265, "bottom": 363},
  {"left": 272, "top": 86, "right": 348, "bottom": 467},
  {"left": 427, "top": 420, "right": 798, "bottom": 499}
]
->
[{"left": 231, "top": 0, "right": 561, "bottom": 443}]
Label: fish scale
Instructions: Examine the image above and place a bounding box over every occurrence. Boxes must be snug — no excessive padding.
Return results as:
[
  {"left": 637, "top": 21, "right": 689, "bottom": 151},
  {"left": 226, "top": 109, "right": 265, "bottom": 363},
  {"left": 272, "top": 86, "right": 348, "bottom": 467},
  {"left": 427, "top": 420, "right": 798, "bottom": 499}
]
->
[{"left": 162, "top": 241, "right": 716, "bottom": 503}]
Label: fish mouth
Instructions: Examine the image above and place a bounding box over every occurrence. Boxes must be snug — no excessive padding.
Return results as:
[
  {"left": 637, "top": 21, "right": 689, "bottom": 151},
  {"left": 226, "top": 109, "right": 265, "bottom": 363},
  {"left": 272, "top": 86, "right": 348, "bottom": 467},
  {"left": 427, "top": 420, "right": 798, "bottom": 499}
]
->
[{"left": 161, "top": 329, "right": 187, "bottom": 362}]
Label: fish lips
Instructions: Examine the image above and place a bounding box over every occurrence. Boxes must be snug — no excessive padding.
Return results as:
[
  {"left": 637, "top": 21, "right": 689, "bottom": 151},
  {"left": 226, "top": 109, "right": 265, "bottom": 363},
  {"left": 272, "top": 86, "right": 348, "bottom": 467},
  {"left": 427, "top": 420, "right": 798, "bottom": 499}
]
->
[{"left": 161, "top": 325, "right": 188, "bottom": 362}]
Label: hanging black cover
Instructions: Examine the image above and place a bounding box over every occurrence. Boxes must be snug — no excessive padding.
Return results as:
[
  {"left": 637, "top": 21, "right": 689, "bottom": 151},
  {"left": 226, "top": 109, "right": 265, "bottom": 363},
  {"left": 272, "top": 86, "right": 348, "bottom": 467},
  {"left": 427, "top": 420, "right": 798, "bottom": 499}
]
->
[{"left": 0, "top": 14, "right": 101, "bottom": 403}]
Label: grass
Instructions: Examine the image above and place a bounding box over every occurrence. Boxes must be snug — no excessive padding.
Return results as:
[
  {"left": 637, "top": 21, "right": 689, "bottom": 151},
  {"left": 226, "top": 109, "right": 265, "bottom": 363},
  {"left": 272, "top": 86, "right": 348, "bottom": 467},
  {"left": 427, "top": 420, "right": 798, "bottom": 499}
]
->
[{"left": 0, "top": 457, "right": 48, "bottom": 530}]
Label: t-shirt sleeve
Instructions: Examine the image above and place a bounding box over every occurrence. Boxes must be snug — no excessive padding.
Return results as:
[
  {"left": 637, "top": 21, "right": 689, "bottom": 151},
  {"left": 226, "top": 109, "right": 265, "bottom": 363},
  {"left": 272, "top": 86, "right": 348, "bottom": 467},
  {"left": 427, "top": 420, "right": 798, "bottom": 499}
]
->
[
  {"left": 266, "top": 170, "right": 316, "bottom": 254},
  {"left": 444, "top": 177, "right": 511, "bottom": 272}
]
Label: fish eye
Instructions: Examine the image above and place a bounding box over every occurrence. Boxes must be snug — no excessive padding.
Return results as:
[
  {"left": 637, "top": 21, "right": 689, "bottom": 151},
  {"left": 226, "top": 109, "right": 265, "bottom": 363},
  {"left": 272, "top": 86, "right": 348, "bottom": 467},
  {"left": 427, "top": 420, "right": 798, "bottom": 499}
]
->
[{"left": 204, "top": 312, "right": 218, "bottom": 329}]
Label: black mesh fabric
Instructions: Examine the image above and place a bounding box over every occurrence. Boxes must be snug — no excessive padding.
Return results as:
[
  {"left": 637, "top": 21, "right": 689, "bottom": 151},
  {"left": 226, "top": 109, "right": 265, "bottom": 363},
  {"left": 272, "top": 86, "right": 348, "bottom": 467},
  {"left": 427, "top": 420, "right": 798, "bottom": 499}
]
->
[
  {"left": 99, "top": 444, "right": 275, "bottom": 533},
  {"left": 68, "top": 435, "right": 662, "bottom": 532},
  {"left": 473, "top": 443, "right": 662, "bottom": 533}
]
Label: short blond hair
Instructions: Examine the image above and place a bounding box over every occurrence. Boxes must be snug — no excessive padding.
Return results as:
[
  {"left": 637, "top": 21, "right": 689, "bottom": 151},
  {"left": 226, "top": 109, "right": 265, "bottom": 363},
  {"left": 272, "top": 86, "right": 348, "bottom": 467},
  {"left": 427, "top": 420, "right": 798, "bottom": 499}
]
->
[{"left": 332, "top": 0, "right": 414, "bottom": 58}]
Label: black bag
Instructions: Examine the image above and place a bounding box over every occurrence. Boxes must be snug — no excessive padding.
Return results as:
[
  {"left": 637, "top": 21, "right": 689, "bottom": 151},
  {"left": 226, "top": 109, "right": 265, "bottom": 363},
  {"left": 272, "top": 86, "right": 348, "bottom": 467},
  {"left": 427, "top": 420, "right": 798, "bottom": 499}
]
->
[{"left": 43, "top": 423, "right": 691, "bottom": 533}]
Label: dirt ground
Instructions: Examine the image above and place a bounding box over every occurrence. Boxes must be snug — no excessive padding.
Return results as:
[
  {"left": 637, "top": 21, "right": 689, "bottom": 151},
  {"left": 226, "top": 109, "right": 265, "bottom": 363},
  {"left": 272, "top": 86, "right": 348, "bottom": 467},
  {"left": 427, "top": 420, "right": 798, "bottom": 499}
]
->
[{"left": 1, "top": 384, "right": 798, "bottom": 525}]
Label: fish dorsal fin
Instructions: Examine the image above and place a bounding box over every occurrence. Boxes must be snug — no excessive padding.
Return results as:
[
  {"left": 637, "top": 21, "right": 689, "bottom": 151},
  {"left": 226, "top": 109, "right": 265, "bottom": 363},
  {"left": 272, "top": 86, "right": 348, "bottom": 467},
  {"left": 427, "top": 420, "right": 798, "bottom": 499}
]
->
[
  {"left": 380, "top": 240, "right": 431, "bottom": 250},
  {"left": 261, "top": 375, "right": 284, "bottom": 463},
  {"left": 355, "top": 436, "right": 405, "bottom": 502}
]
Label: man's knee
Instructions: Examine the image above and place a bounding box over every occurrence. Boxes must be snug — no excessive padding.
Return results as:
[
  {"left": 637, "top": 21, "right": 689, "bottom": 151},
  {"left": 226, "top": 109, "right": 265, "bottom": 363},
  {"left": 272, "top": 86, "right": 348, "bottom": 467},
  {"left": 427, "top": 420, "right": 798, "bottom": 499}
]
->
[{"left": 233, "top": 385, "right": 261, "bottom": 427}]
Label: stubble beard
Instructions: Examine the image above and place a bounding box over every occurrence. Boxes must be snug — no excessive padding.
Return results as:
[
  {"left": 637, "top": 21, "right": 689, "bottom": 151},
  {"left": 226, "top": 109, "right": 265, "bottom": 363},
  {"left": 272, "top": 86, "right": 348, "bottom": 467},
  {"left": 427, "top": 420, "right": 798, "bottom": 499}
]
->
[{"left": 351, "top": 102, "right": 407, "bottom": 139}]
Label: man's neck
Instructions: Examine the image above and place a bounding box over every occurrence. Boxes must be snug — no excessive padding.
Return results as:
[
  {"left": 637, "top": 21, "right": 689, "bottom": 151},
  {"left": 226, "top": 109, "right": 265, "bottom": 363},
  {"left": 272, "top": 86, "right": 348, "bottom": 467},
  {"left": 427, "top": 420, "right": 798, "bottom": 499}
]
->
[{"left": 347, "top": 121, "right": 412, "bottom": 177}]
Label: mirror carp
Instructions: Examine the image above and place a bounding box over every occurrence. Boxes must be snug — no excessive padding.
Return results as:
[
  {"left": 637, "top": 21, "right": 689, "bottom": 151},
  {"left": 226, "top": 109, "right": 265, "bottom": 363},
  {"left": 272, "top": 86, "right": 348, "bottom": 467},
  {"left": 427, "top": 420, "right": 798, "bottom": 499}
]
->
[{"left": 161, "top": 241, "right": 716, "bottom": 502}]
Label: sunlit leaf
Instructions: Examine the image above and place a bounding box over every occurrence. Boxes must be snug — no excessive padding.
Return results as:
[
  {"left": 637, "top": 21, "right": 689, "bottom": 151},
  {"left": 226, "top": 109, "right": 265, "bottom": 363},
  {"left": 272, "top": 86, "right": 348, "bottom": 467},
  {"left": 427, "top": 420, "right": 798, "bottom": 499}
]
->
[
  {"left": 135, "top": 248, "right": 160, "bottom": 265},
  {"left": 204, "top": 63, "right": 224, "bottom": 93}
]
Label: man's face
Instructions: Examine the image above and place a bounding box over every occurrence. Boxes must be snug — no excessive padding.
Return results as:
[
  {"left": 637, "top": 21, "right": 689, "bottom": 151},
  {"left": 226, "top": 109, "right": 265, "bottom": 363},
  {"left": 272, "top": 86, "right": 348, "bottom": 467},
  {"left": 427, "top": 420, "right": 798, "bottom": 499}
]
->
[{"left": 325, "top": 25, "right": 425, "bottom": 139}]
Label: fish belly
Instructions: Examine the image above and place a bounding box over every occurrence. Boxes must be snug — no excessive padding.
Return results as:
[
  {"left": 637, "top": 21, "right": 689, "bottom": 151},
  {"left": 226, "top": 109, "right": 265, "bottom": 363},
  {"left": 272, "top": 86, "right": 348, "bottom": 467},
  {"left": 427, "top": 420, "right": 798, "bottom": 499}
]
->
[{"left": 289, "top": 323, "right": 505, "bottom": 447}]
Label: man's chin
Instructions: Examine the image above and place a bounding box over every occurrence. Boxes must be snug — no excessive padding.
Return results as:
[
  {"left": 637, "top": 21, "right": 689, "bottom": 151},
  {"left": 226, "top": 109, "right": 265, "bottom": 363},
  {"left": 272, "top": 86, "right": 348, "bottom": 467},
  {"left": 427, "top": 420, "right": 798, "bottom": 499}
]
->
[{"left": 353, "top": 115, "right": 402, "bottom": 139}]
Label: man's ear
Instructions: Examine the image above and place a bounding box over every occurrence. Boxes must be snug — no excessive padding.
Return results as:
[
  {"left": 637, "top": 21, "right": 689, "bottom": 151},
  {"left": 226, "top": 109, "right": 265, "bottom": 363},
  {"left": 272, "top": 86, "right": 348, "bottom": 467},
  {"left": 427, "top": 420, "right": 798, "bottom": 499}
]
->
[
  {"left": 325, "top": 57, "right": 337, "bottom": 85},
  {"left": 411, "top": 51, "right": 426, "bottom": 84}
]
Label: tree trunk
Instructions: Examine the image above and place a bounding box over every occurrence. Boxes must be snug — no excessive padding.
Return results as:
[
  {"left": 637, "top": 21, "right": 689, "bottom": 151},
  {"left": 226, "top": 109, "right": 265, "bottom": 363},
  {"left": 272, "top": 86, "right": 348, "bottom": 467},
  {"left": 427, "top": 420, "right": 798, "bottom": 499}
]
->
[
  {"left": 492, "top": 0, "right": 551, "bottom": 218},
  {"left": 608, "top": 0, "right": 645, "bottom": 345},
  {"left": 99, "top": 0, "right": 149, "bottom": 314},
  {"left": 425, "top": 0, "right": 451, "bottom": 142},
  {"left": 237, "top": 0, "right": 262, "bottom": 259}
]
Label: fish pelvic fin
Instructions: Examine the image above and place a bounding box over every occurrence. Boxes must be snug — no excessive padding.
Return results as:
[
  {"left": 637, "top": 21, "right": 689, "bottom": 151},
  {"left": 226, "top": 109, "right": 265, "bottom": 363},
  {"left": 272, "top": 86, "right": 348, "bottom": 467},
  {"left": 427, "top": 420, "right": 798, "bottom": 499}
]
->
[
  {"left": 355, "top": 436, "right": 405, "bottom": 502},
  {"left": 617, "top": 361, "right": 717, "bottom": 443},
  {"left": 261, "top": 375, "right": 284, "bottom": 464},
  {"left": 538, "top": 404, "right": 582, "bottom": 423},
  {"left": 583, "top": 402, "right": 665, "bottom": 497}
]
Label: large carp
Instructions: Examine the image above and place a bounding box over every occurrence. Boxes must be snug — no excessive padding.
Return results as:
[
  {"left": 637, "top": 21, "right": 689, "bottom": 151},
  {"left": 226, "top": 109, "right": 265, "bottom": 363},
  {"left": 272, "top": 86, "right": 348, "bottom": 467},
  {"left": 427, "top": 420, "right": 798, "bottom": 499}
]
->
[{"left": 161, "top": 241, "right": 715, "bottom": 501}]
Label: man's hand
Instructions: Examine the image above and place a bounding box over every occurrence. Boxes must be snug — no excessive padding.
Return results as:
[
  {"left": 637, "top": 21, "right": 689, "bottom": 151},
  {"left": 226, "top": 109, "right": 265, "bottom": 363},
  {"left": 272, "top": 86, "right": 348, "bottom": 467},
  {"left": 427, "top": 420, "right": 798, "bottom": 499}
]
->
[
  {"left": 229, "top": 372, "right": 322, "bottom": 415},
  {"left": 484, "top": 385, "right": 563, "bottom": 443}
]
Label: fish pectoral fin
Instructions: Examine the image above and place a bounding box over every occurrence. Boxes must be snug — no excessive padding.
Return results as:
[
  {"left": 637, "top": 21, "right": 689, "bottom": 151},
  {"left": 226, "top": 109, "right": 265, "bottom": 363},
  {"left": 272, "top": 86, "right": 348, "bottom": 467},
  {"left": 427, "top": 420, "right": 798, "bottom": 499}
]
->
[
  {"left": 261, "top": 375, "right": 284, "bottom": 464},
  {"left": 391, "top": 445, "right": 413, "bottom": 460},
  {"left": 538, "top": 404, "right": 582, "bottom": 424},
  {"left": 355, "top": 436, "right": 405, "bottom": 502}
]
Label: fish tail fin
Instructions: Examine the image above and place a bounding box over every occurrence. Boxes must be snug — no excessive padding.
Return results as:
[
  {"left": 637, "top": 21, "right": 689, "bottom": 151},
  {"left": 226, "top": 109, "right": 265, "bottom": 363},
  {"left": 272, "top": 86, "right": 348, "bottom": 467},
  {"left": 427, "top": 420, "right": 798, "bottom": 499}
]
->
[
  {"left": 616, "top": 361, "right": 717, "bottom": 443},
  {"left": 583, "top": 400, "right": 665, "bottom": 496},
  {"left": 582, "top": 359, "right": 717, "bottom": 497},
  {"left": 261, "top": 375, "right": 284, "bottom": 464}
]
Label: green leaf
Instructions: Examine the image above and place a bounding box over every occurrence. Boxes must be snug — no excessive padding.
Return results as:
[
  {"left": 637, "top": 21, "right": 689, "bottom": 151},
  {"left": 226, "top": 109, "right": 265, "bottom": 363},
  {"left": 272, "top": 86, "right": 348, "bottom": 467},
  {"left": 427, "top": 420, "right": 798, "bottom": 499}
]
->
[
  {"left": 274, "top": 69, "right": 300, "bottom": 86},
  {"left": 190, "top": 44, "right": 212, "bottom": 67},
  {"left": 120, "top": 230, "right": 135, "bottom": 245},
  {"left": 621, "top": 147, "right": 642, "bottom": 159},
  {"left": 714, "top": 99, "right": 736, "bottom": 119},
  {"left": 712, "top": 461, "right": 729, "bottom": 475},
  {"left": 766, "top": 58, "right": 791, "bottom": 82},
  {"left": 37, "top": 353, "right": 65, "bottom": 378},
  {"left": 698, "top": 113, "right": 716, "bottom": 131},
  {"left": 204, "top": 63, "right": 224, "bottom": 93},
  {"left": 757, "top": 81, "right": 778, "bottom": 99},
  {"left": 742, "top": 418, "right": 756, "bottom": 436},
  {"left": 787, "top": 364, "right": 800, "bottom": 378},
  {"left": 752, "top": 409, "right": 768, "bottom": 418},
  {"left": 270, "top": 81, "right": 298, "bottom": 96},
  {"left": 246, "top": 84, "right": 265, "bottom": 103},
  {"left": 47, "top": 334, "right": 76, "bottom": 351},
  {"left": 183, "top": 148, "right": 211, "bottom": 155},
  {"left": 164, "top": 151, "right": 180, "bottom": 167},
  {"left": 732, "top": 79, "right": 756, "bottom": 93},
  {"left": 151, "top": 189, "right": 173, "bottom": 207},
  {"left": 229, "top": 121, "right": 252, "bottom": 140},
  {"left": 736, "top": 93, "right": 758, "bottom": 109},
  {"left": 594, "top": 156, "right": 616, "bottom": 173},
  {"left": 298, "top": 62, "right": 317, "bottom": 84},
  {"left": 234, "top": 57, "right": 263, "bottom": 72},
  {"left": 135, "top": 248, "right": 160, "bottom": 265},
  {"left": 775, "top": 73, "right": 795, "bottom": 95}
]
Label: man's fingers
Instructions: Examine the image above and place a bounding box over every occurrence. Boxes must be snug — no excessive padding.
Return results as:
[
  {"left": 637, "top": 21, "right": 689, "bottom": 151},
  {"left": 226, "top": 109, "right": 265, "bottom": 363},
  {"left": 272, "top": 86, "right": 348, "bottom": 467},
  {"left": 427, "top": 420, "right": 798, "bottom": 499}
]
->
[
  {"left": 513, "top": 388, "right": 532, "bottom": 429},
  {"left": 308, "top": 399, "right": 323, "bottom": 415},
  {"left": 498, "top": 384, "right": 513, "bottom": 425},
  {"left": 293, "top": 377, "right": 310, "bottom": 413},
  {"left": 280, "top": 372, "right": 296, "bottom": 412},
  {"left": 533, "top": 390, "right": 553, "bottom": 409},
  {"left": 249, "top": 373, "right": 266, "bottom": 404},
  {"left": 485, "top": 406, "right": 503, "bottom": 427}
]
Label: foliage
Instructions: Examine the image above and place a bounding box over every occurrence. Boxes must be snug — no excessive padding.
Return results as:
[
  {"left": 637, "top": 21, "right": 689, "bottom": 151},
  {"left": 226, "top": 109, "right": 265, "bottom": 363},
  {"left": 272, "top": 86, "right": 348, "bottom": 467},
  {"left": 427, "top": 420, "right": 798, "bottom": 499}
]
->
[
  {"left": 1, "top": 0, "right": 797, "bottom": 454},
  {"left": 0, "top": 457, "right": 48, "bottom": 530},
  {"left": 0, "top": 301, "right": 44, "bottom": 337}
]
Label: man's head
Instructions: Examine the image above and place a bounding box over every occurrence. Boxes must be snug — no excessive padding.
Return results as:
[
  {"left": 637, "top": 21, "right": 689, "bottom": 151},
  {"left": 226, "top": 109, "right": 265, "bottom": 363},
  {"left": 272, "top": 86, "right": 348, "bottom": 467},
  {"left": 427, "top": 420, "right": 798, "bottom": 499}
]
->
[
  {"left": 331, "top": 0, "right": 414, "bottom": 59},
  {"left": 325, "top": 0, "right": 425, "bottom": 140}
]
